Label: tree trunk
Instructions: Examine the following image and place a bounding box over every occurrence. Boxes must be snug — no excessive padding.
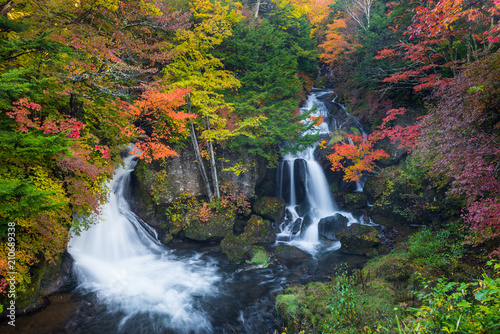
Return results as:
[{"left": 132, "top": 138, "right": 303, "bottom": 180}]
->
[
  {"left": 188, "top": 96, "right": 213, "bottom": 201},
  {"left": 0, "top": 1, "right": 14, "bottom": 17},
  {"left": 255, "top": 0, "right": 260, "bottom": 18},
  {"left": 205, "top": 116, "right": 220, "bottom": 199}
]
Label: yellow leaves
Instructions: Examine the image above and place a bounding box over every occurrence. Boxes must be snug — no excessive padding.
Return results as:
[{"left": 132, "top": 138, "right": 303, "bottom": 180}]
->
[
  {"left": 94, "top": 0, "right": 121, "bottom": 11},
  {"left": 191, "top": 0, "right": 242, "bottom": 24},
  {"left": 139, "top": 0, "right": 163, "bottom": 16},
  {"left": 222, "top": 162, "right": 249, "bottom": 176},
  {"left": 276, "top": 0, "right": 308, "bottom": 19}
]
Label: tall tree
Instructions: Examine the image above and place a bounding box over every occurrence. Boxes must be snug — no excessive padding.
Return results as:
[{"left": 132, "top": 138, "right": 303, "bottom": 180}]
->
[{"left": 163, "top": 0, "right": 242, "bottom": 199}]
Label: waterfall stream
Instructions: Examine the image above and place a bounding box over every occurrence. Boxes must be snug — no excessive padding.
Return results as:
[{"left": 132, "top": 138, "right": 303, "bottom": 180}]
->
[
  {"left": 276, "top": 90, "right": 362, "bottom": 255},
  {"left": 68, "top": 155, "right": 220, "bottom": 333}
]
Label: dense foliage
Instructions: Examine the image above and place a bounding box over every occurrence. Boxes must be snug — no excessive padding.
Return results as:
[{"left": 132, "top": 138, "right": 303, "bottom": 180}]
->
[
  {"left": 317, "top": 0, "right": 500, "bottom": 257},
  {"left": 0, "top": 0, "right": 319, "bottom": 300},
  {"left": 0, "top": 0, "right": 499, "bottom": 331}
]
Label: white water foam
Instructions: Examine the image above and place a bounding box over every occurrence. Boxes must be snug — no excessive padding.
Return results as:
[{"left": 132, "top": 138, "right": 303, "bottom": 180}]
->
[
  {"left": 276, "top": 91, "right": 361, "bottom": 255},
  {"left": 68, "top": 154, "right": 220, "bottom": 333}
]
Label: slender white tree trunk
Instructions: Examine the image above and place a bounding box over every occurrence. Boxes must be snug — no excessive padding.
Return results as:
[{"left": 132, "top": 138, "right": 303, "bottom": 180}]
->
[{"left": 188, "top": 96, "right": 213, "bottom": 201}]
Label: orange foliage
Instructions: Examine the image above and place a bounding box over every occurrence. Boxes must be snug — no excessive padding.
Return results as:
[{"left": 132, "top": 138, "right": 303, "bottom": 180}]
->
[
  {"left": 327, "top": 134, "right": 389, "bottom": 182},
  {"left": 319, "top": 18, "right": 361, "bottom": 67},
  {"left": 123, "top": 87, "right": 195, "bottom": 162}
]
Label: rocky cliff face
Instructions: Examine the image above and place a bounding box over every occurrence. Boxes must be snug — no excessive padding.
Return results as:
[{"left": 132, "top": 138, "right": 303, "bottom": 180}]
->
[{"left": 129, "top": 144, "right": 274, "bottom": 227}]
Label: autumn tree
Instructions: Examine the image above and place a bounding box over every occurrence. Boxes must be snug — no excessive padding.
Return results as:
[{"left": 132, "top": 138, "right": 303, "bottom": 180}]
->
[
  {"left": 123, "top": 88, "right": 194, "bottom": 163},
  {"left": 319, "top": 16, "right": 360, "bottom": 68},
  {"left": 163, "top": 0, "right": 243, "bottom": 200},
  {"left": 336, "top": 0, "right": 376, "bottom": 31},
  {"left": 215, "top": 1, "right": 319, "bottom": 166},
  {"left": 415, "top": 53, "right": 500, "bottom": 255},
  {"left": 375, "top": 0, "right": 497, "bottom": 92},
  {"left": 0, "top": 0, "right": 194, "bottom": 298},
  {"left": 327, "top": 134, "right": 389, "bottom": 182}
]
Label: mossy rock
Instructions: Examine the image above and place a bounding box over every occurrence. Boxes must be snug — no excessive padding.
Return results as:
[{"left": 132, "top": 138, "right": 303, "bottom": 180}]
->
[
  {"left": 274, "top": 246, "right": 309, "bottom": 266},
  {"left": 364, "top": 253, "right": 413, "bottom": 282},
  {"left": 243, "top": 215, "right": 276, "bottom": 244},
  {"left": 220, "top": 234, "right": 252, "bottom": 263},
  {"left": 220, "top": 215, "right": 276, "bottom": 263},
  {"left": 163, "top": 233, "right": 174, "bottom": 244},
  {"left": 336, "top": 223, "right": 380, "bottom": 257},
  {"left": 342, "top": 193, "right": 368, "bottom": 210},
  {"left": 318, "top": 213, "right": 349, "bottom": 240},
  {"left": 184, "top": 210, "right": 236, "bottom": 241},
  {"left": 245, "top": 246, "right": 269, "bottom": 267},
  {"left": 276, "top": 294, "right": 301, "bottom": 332},
  {"left": 253, "top": 197, "right": 285, "bottom": 223},
  {"left": 1, "top": 252, "right": 75, "bottom": 315}
]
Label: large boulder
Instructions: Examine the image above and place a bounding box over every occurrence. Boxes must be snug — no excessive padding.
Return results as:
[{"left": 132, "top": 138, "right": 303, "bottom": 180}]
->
[
  {"left": 131, "top": 146, "right": 269, "bottom": 226},
  {"left": 336, "top": 223, "right": 380, "bottom": 257},
  {"left": 253, "top": 197, "right": 286, "bottom": 224},
  {"left": 318, "top": 213, "right": 349, "bottom": 240},
  {"left": 184, "top": 210, "right": 236, "bottom": 242},
  {"left": 220, "top": 215, "right": 276, "bottom": 262},
  {"left": 338, "top": 193, "right": 368, "bottom": 210},
  {"left": 274, "top": 246, "right": 309, "bottom": 267},
  {"left": 243, "top": 215, "right": 276, "bottom": 244},
  {"left": 220, "top": 234, "right": 252, "bottom": 263}
]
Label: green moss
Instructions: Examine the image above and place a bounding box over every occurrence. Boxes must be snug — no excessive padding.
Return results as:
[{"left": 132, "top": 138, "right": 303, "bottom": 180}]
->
[
  {"left": 276, "top": 294, "right": 300, "bottom": 317},
  {"left": 220, "top": 215, "right": 275, "bottom": 262},
  {"left": 245, "top": 246, "right": 269, "bottom": 267},
  {"left": 184, "top": 210, "right": 236, "bottom": 241},
  {"left": 220, "top": 234, "right": 251, "bottom": 263},
  {"left": 253, "top": 197, "right": 285, "bottom": 222}
]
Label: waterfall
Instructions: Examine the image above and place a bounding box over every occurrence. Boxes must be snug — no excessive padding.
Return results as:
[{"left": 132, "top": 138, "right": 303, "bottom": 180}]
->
[
  {"left": 276, "top": 90, "right": 359, "bottom": 255},
  {"left": 68, "top": 154, "right": 220, "bottom": 333}
]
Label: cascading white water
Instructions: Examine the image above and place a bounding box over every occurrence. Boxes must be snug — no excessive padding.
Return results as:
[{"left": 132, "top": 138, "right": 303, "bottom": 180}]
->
[
  {"left": 68, "top": 154, "right": 220, "bottom": 333},
  {"left": 277, "top": 90, "right": 360, "bottom": 254}
]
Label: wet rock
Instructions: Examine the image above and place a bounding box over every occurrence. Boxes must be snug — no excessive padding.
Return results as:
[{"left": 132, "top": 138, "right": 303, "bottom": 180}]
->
[
  {"left": 318, "top": 213, "right": 349, "bottom": 240},
  {"left": 220, "top": 215, "right": 275, "bottom": 263},
  {"left": 341, "top": 193, "right": 368, "bottom": 210},
  {"left": 274, "top": 246, "right": 309, "bottom": 267},
  {"left": 243, "top": 215, "right": 276, "bottom": 244},
  {"left": 300, "top": 215, "right": 313, "bottom": 234},
  {"left": 293, "top": 159, "right": 308, "bottom": 206},
  {"left": 294, "top": 205, "right": 310, "bottom": 217},
  {"left": 220, "top": 234, "right": 252, "bottom": 263},
  {"left": 184, "top": 210, "right": 236, "bottom": 242},
  {"left": 253, "top": 197, "right": 286, "bottom": 223},
  {"left": 40, "top": 251, "right": 76, "bottom": 297},
  {"left": 336, "top": 223, "right": 380, "bottom": 257},
  {"left": 291, "top": 218, "right": 302, "bottom": 234},
  {"left": 280, "top": 160, "right": 292, "bottom": 202}
]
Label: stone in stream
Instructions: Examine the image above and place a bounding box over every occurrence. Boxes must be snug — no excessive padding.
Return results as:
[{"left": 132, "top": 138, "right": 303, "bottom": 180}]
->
[
  {"left": 335, "top": 223, "right": 380, "bottom": 257},
  {"left": 220, "top": 215, "right": 276, "bottom": 263},
  {"left": 291, "top": 218, "right": 302, "bottom": 234},
  {"left": 274, "top": 246, "right": 309, "bottom": 267},
  {"left": 318, "top": 213, "right": 349, "bottom": 241}
]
